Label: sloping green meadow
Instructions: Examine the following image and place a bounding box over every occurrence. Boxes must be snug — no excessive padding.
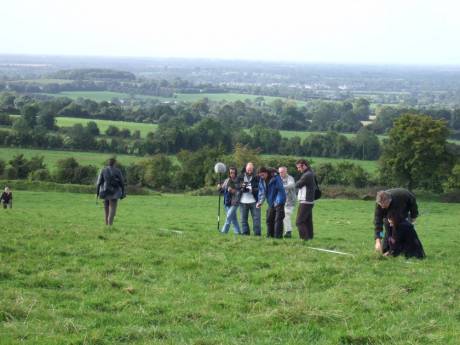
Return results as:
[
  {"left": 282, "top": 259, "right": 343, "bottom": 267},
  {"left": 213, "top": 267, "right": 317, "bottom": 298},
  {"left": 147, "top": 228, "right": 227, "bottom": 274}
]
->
[{"left": 0, "top": 192, "right": 459, "bottom": 344}]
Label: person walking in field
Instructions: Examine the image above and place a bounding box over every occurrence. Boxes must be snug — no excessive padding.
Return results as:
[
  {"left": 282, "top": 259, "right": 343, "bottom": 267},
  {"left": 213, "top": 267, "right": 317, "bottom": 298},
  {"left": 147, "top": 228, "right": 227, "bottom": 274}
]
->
[
  {"left": 295, "top": 159, "right": 318, "bottom": 240},
  {"left": 257, "top": 167, "right": 286, "bottom": 238},
  {"left": 237, "top": 162, "right": 261, "bottom": 236},
  {"left": 278, "top": 166, "right": 296, "bottom": 238},
  {"left": 218, "top": 166, "right": 241, "bottom": 234},
  {"left": 96, "top": 158, "right": 126, "bottom": 226},
  {"left": 374, "top": 188, "right": 419, "bottom": 253},
  {"left": 383, "top": 211, "right": 425, "bottom": 259},
  {"left": 0, "top": 186, "right": 13, "bottom": 209}
]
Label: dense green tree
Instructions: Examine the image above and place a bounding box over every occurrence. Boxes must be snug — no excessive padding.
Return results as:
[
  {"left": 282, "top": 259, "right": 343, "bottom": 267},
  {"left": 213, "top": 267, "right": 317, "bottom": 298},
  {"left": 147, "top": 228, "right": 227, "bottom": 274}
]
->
[
  {"left": 21, "top": 103, "right": 39, "bottom": 128},
  {"left": 379, "top": 114, "right": 452, "bottom": 191},
  {"left": 353, "top": 127, "right": 381, "bottom": 160},
  {"left": 353, "top": 98, "right": 371, "bottom": 120}
]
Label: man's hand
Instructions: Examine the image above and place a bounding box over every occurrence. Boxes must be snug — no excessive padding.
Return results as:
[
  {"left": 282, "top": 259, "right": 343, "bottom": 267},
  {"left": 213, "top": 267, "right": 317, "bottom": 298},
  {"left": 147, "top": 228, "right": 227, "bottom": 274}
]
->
[
  {"left": 375, "top": 238, "right": 382, "bottom": 252},
  {"left": 256, "top": 203, "right": 261, "bottom": 208},
  {"left": 217, "top": 184, "right": 221, "bottom": 190}
]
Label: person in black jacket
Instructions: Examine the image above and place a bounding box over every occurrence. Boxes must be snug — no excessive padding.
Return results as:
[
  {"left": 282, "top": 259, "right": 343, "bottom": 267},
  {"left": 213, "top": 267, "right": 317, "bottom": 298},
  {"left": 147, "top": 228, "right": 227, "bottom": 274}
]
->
[
  {"left": 384, "top": 211, "right": 425, "bottom": 259},
  {"left": 96, "top": 158, "right": 125, "bottom": 226},
  {"left": 0, "top": 186, "right": 13, "bottom": 209},
  {"left": 295, "top": 159, "right": 318, "bottom": 240},
  {"left": 374, "top": 188, "right": 419, "bottom": 252}
]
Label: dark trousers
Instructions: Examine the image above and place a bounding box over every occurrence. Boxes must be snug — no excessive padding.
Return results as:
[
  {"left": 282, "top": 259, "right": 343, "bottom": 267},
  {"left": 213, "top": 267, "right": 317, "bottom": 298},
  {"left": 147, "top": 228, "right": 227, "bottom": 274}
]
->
[
  {"left": 296, "top": 203, "right": 314, "bottom": 240},
  {"left": 266, "top": 204, "right": 285, "bottom": 238}
]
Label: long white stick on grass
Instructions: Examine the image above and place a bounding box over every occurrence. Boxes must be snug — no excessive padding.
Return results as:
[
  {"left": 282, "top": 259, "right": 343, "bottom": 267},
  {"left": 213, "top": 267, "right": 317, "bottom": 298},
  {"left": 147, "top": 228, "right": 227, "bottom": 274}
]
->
[
  {"left": 306, "top": 246, "right": 354, "bottom": 256},
  {"left": 159, "top": 228, "right": 184, "bottom": 234}
]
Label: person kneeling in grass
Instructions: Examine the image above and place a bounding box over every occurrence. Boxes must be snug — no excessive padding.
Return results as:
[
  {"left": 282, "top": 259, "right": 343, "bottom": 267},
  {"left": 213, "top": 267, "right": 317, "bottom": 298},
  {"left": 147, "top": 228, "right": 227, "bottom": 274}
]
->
[{"left": 383, "top": 211, "right": 425, "bottom": 259}]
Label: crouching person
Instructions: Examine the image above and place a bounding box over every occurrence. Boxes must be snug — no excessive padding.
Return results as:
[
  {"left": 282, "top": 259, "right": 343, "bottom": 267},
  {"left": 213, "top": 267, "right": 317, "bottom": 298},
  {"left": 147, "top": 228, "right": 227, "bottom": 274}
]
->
[
  {"left": 256, "top": 167, "right": 286, "bottom": 239},
  {"left": 384, "top": 211, "right": 425, "bottom": 259},
  {"left": 219, "top": 167, "right": 241, "bottom": 234}
]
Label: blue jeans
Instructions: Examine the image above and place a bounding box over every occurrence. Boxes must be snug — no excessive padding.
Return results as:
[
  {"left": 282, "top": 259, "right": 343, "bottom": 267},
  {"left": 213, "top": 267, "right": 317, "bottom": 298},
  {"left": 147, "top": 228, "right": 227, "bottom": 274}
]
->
[
  {"left": 221, "top": 205, "right": 241, "bottom": 234},
  {"left": 240, "top": 202, "right": 261, "bottom": 236}
]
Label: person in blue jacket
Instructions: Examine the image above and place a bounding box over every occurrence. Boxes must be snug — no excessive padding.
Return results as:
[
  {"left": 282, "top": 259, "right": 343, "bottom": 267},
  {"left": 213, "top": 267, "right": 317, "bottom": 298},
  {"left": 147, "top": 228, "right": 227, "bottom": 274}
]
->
[{"left": 256, "top": 167, "right": 286, "bottom": 238}]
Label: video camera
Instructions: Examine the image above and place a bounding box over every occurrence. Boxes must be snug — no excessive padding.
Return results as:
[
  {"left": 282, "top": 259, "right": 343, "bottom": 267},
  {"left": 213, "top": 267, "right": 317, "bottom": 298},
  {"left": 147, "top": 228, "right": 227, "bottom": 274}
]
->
[{"left": 240, "top": 182, "right": 251, "bottom": 193}]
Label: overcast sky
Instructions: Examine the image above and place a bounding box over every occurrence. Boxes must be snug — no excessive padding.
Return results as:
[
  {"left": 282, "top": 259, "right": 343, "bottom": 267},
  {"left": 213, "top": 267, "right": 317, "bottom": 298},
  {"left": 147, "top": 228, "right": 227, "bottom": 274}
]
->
[{"left": 1, "top": 0, "right": 459, "bottom": 65}]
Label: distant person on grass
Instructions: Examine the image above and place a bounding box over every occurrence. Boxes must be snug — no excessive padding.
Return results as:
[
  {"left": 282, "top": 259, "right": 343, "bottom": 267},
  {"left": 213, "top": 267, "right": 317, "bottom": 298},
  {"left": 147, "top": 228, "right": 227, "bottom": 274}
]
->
[
  {"left": 295, "top": 159, "right": 318, "bottom": 240},
  {"left": 237, "top": 162, "right": 261, "bottom": 236},
  {"left": 257, "top": 167, "right": 286, "bottom": 239},
  {"left": 383, "top": 210, "right": 425, "bottom": 259},
  {"left": 218, "top": 166, "right": 241, "bottom": 234},
  {"left": 96, "top": 158, "right": 126, "bottom": 226},
  {"left": 0, "top": 186, "right": 13, "bottom": 209},
  {"left": 374, "top": 188, "right": 419, "bottom": 253},
  {"left": 279, "top": 166, "right": 296, "bottom": 238}
]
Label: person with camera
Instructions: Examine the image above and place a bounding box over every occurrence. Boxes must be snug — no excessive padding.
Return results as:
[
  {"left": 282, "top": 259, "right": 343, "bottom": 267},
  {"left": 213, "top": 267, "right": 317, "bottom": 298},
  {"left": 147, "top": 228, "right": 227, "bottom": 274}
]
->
[
  {"left": 257, "top": 167, "right": 286, "bottom": 239},
  {"left": 295, "top": 159, "right": 318, "bottom": 240},
  {"left": 218, "top": 166, "right": 241, "bottom": 234},
  {"left": 96, "top": 158, "right": 126, "bottom": 226},
  {"left": 237, "top": 162, "right": 261, "bottom": 236}
]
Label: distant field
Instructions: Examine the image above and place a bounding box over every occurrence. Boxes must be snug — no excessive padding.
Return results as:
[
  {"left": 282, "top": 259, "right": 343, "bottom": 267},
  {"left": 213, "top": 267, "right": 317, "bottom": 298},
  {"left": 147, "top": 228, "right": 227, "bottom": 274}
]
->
[
  {"left": 175, "top": 93, "right": 307, "bottom": 106},
  {"left": 0, "top": 147, "right": 141, "bottom": 169},
  {"left": 11, "top": 78, "right": 73, "bottom": 85},
  {"left": 41, "top": 91, "right": 165, "bottom": 102},
  {"left": 40, "top": 91, "right": 307, "bottom": 105},
  {"left": 263, "top": 154, "right": 378, "bottom": 173},
  {"left": 56, "top": 117, "right": 157, "bottom": 138},
  {"left": 0, "top": 147, "right": 378, "bottom": 173}
]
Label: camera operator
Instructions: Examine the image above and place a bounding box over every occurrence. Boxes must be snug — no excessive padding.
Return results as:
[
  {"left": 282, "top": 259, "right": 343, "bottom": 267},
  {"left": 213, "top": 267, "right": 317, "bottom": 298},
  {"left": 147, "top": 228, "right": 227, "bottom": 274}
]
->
[{"left": 237, "top": 162, "right": 261, "bottom": 236}]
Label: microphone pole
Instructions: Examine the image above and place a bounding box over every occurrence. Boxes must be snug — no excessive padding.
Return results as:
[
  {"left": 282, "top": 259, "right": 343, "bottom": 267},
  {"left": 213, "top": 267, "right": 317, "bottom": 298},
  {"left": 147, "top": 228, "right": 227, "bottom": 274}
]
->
[{"left": 214, "top": 162, "right": 227, "bottom": 232}]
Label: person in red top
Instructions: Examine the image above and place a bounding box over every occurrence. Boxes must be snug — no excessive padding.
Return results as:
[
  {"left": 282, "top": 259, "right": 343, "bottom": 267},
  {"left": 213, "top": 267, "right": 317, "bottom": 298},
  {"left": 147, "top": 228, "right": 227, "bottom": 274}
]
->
[{"left": 0, "top": 186, "right": 13, "bottom": 209}]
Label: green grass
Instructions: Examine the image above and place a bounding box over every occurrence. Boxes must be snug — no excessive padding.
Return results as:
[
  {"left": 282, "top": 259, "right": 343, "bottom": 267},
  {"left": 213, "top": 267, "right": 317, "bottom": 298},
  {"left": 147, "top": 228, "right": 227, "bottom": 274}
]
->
[
  {"left": 0, "top": 147, "right": 142, "bottom": 169},
  {"left": 55, "top": 117, "right": 158, "bottom": 138},
  {"left": 262, "top": 154, "right": 378, "bottom": 173},
  {"left": 10, "top": 79, "right": 73, "bottom": 85},
  {"left": 41, "top": 91, "right": 165, "bottom": 102},
  {"left": 175, "top": 93, "right": 307, "bottom": 106},
  {"left": 40, "top": 91, "right": 307, "bottom": 105},
  {"left": 0, "top": 191, "right": 459, "bottom": 344},
  {"left": 0, "top": 147, "right": 378, "bottom": 173}
]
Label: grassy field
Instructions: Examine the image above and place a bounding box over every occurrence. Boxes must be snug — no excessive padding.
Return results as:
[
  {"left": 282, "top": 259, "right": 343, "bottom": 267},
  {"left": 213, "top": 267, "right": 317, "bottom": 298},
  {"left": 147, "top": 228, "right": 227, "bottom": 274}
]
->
[
  {"left": 0, "top": 191, "right": 459, "bottom": 344},
  {"left": 10, "top": 79, "right": 74, "bottom": 85},
  {"left": 41, "top": 91, "right": 165, "bottom": 102},
  {"left": 56, "top": 117, "right": 158, "bottom": 138},
  {"left": 0, "top": 148, "right": 141, "bottom": 169},
  {"left": 0, "top": 147, "right": 378, "bottom": 173},
  {"left": 40, "top": 91, "right": 306, "bottom": 106}
]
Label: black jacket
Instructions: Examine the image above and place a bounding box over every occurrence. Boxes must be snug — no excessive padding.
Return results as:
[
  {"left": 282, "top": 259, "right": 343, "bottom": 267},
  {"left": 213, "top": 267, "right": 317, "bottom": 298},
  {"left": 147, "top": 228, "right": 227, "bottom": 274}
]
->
[
  {"left": 387, "top": 220, "right": 425, "bottom": 259},
  {"left": 295, "top": 169, "right": 316, "bottom": 203},
  {"left": 0, "top": 192, "right": 12, "bottom": 203},
  {"left": 374, "top": 188, "right": 418, "bottom": 238}
]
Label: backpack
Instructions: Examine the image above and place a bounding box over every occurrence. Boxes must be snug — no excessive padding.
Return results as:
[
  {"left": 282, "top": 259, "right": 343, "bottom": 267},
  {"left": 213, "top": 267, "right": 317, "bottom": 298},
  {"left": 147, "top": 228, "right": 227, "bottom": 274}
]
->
[
  {"left": 314, "top": 176, "right": 322, "bottom": 200},
  {"left": 99, "top": 168, "right": 121, "bottom": 198}
]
